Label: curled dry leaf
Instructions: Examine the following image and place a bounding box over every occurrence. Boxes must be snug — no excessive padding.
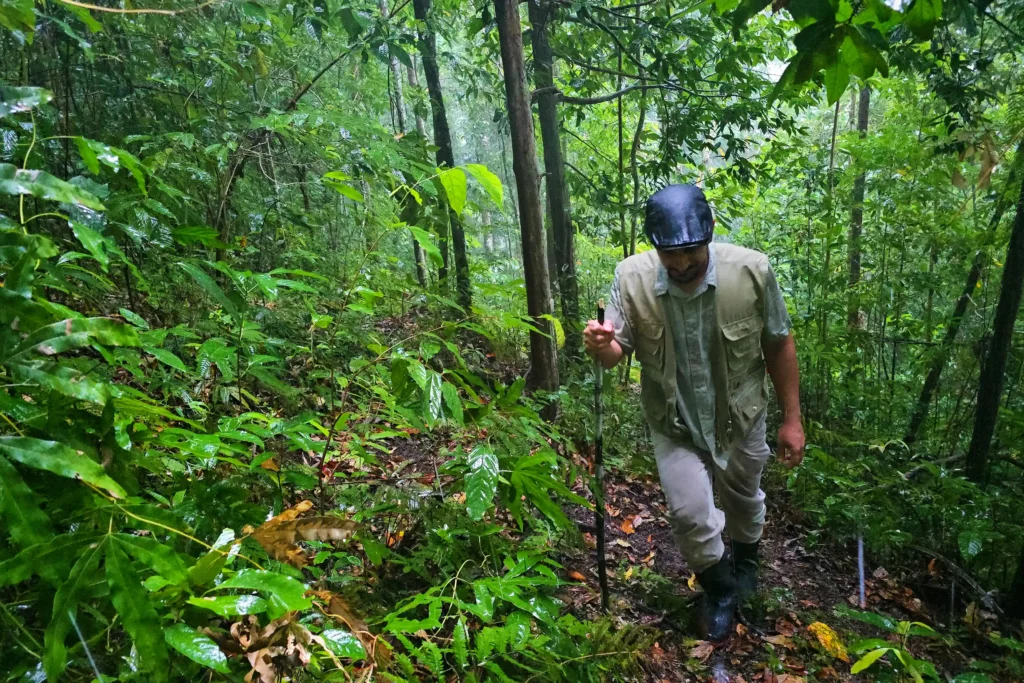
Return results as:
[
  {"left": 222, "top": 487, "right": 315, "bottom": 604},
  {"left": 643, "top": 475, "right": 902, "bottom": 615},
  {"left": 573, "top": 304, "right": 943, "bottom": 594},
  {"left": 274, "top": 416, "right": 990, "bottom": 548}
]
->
[
  {"left": 690, "top": 640, "right": 715, "bottom": 661},
  {"left": 248, "top": 499, "right": 357, "bottom": 568}
]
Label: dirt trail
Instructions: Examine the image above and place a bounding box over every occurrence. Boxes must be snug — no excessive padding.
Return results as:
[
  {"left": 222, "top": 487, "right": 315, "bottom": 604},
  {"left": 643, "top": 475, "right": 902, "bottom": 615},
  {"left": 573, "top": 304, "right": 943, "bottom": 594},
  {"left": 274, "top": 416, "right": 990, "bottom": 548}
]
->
[{"left": 559, "top": 467, "right": 1000, "bottom": 682}]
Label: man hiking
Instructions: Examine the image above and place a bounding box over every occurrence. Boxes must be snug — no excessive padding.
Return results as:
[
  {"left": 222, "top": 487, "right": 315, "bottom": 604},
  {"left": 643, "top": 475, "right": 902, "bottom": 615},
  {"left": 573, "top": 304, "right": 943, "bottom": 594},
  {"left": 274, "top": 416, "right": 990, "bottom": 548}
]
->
[{"left": 583, "top": 184, "right": 805, "bottom": 641}]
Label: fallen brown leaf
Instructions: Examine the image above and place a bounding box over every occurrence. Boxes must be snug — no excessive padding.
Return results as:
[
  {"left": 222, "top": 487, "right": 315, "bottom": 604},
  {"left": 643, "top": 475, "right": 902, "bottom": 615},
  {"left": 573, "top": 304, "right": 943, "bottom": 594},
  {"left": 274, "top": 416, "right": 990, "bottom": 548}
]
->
[
  {"left": 568, "top": 570, "right": 587, "bottom": 582},
  {"left": 690, "top": 641, "right": 715, "bottom": 661},
  {"left": 765, "top": 635, "right": 795, "bottom": 650},
  {"left": 621, "top": 516, "right": 636, "bottom": 535}
]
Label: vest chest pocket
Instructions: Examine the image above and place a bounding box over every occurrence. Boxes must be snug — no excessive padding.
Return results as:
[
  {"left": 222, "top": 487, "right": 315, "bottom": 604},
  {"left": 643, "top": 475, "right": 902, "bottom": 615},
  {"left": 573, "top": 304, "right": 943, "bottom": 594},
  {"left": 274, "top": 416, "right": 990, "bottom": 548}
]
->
[
  {"left": 721, "top": 315, "right": 763, "bottom": 376},
  {"left": 634, "top": 319, "right": 665, "bottom": 369}
]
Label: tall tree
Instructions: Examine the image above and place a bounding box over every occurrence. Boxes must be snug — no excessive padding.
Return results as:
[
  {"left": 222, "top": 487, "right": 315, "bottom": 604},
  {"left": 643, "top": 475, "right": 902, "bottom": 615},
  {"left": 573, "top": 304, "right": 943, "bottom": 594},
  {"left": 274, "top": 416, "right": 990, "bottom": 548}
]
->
[
  {"left": 493, "top": 0, "right": 560, "bottom": 398},
  {"left": 847, "top": 85, "right": 870, "bottom": 328},
  {"left": 380, "top": 0, "right": 428, "bottom": 288},
  {"left": 412, "top": 0, "right": 471, "bottom": 309},
  {"left": 529, "top": 0, "right": 581, "bottom": 358},
  {"left": 965, "top": 154, "right": 1024, "bottom": 482}
]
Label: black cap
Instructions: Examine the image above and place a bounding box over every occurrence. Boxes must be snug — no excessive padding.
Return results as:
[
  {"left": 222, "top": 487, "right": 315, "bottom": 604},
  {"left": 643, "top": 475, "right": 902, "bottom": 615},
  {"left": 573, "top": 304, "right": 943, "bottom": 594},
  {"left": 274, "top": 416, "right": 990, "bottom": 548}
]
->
[{"left": 644, "top": 184, "right": 714, "bottom": 250}]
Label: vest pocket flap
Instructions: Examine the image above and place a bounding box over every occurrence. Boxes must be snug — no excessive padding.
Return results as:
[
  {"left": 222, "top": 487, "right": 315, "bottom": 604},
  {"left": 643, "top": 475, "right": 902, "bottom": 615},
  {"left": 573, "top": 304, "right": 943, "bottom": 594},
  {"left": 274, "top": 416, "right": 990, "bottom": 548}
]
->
[
  {"left": 721, "top": 315, "right": 763, "bottom": 341},
  {"left": 634, "top": 321, "right": 665, "bottom": 367}
]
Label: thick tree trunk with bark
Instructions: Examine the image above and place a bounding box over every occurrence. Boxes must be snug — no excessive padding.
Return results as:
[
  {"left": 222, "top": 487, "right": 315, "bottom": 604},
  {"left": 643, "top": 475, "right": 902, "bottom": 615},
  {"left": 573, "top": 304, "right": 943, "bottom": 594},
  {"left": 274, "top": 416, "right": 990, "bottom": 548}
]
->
[
  {"left": 493, "top": 0, "right": 559, "bottom": 398},
  {"left": 529, "top": 0, "right": 580, "bottom": 359},
  {"left": 965, "top": 165, "right": 1024, "bottom": 482},
  {"left": 412, "top": 0, "right": 471, "bottom": 309},
  {"left": 847, "top": 86, "right": 870, "bottom": 328}
]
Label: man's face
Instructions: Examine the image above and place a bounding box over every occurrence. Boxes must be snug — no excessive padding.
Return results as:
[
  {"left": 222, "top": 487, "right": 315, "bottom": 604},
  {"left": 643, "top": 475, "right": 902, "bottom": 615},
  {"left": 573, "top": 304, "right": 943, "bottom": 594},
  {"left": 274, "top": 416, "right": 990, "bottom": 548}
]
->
[{"left": 657, "top": 244, "right": 710, "bottom": 286}]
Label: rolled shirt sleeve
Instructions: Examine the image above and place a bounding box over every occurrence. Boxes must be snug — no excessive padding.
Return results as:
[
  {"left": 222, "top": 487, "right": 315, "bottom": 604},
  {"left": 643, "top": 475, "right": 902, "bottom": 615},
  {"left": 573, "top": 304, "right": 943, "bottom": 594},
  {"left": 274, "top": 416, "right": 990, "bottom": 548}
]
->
[
  {"left": 761, "top": 262, "right": 792, "bottom": 342},
  {"left": 606, "top": 271, "right": 635, "bottom": 355}
]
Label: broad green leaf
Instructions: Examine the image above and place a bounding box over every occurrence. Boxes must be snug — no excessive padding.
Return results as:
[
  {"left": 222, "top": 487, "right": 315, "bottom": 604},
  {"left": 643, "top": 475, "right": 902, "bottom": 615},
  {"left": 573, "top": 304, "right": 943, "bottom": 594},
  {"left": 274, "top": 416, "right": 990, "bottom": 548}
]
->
[
  {"left": 44, "top": 537, "right": 106, "bottom": 681},
  {"left": 172, "top": 226, "right": 227, "bottom": 248},
  {"left": 119, "top": 308, "right": 150, "bottom": 329},
  {"left": 0, "top": 436, "right": 128, "bottom": 498},
  {"left": 320, "top": 628, "right": 367, "bottom": 659},
  {"left": 0, "top": 163, "right": 105, "bottom": 210},
  {"left": 164, "top": 624, "right": 230, "bottom": 673},
  {"left": 214, "top": 569, "right": 311, "bottom": 618},
  {"left": 464, "top": 164, "right": 503, "bottom": 209},
  {"left": 903, "top": 0, "right": 941, "bottom": 40},
  {"left": 187, "top": 594, "right": 268, "bottom": 616},
  {"left": 422, "top": 371, "right": 443, "bottom": 428},
  {"left": 178, "top": 261, "right": 240, "bottom": 318},
  {"left": 324, "top": 178, "right": 364, "bottom": 202},
  {"left": 0, "top": 162, "right": 104, "bottom": 208},
  {"left": 114, "top": 534, "right": 189, "bottom": 585},
  {"left": 0, "top": 455, "right": 54, "bottom": 547},
  {"left": 408, "top": 225, "right": 443, "bottom": 267},
  {"left": 0, "top": 87, "right": 52, "bottom": 118},
  {"left": 0, "top": 533, "right": 99, "bottom": 588},
  {"left": 442, "top": 382, "right": 464, "bottom": 425},
  {"left": 70, "top": 219, "right": 110, "bottom": 270},
  {"left": 850, "top": 647, "right": 891, "bottom": 673},
  {"left": 823, "top": 60, "right": 849, "bottom": 106},
  {"left": 13, "top": 362, "right": 110, "bottom": 404},
  {"left": 145, "top": 346, "right": 189, "bottom": 373},
  {"left": 465, "top": 445, "right": 499, "bottom": 521},
  {"left": 438, "top": 167, "right": 467, "bottom": 216},
  {"left": 6, "top": 316, "right": 139, "bottom": 362},
  {"left": 958, "top": 531, "right": 983, "bottom": 562},
  {"left": 107, "top": 538, "right": 169, "bottom": 681}
]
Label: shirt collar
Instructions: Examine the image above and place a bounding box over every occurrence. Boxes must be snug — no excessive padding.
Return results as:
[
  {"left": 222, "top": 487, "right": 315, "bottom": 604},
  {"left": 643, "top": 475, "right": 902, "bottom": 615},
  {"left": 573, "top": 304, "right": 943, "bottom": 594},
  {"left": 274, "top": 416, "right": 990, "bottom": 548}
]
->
[{"left": 655, "top": 242, "right": 717, "bottom": 298}]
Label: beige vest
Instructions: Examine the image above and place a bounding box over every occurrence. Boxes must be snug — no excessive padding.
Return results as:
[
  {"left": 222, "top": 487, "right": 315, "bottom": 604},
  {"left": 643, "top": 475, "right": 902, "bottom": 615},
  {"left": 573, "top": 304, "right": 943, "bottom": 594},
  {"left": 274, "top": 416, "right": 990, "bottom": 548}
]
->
[{"left": 616, "top": 244, "right": 770, "bottom": 463}]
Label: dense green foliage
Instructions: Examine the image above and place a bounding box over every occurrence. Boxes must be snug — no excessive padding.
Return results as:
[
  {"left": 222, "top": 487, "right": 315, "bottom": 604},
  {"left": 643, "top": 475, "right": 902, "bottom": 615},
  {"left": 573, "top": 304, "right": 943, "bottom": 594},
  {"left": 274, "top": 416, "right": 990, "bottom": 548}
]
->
[{"left": 1, "top": 0, "right": 1023, "bottom": 679}]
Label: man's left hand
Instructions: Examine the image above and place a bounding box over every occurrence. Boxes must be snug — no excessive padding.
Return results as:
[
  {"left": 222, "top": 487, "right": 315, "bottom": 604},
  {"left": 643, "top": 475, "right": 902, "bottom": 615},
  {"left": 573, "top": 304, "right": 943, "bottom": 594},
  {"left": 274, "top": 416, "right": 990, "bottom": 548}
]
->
[{"left": 777, "top": 419, "right": 805, "bottom": 469}]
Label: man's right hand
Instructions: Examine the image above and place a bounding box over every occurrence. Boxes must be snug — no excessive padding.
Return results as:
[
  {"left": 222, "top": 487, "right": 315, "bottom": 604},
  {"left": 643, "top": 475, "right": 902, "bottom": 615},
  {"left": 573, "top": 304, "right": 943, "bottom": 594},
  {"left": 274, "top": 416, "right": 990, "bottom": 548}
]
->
[{"left": 584, "top": 320, "right": 615, "bottom": 356}]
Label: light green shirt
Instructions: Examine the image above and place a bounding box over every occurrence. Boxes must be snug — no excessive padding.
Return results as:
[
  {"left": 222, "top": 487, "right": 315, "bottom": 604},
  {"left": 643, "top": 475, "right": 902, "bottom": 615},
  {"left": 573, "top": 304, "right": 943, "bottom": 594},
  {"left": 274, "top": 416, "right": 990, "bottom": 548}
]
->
[{"left": 610, "top": 243, "right": 792, "bottom": 455}]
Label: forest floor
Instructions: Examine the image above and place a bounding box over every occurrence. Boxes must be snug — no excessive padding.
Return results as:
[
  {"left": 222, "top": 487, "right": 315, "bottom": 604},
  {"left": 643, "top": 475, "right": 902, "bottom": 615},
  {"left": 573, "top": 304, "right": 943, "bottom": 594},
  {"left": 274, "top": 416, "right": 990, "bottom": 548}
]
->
[
  {"left": 557, "top": 465, "right": 1008, "bottom": 682},
  {"left": 372, "top": 425, "right": 1010, "bottom": 682}
]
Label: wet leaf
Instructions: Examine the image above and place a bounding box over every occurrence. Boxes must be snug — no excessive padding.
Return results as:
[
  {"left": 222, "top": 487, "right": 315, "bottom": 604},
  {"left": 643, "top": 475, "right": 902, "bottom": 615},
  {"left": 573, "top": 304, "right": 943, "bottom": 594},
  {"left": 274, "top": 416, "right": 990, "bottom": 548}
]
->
[
  {"left": 807, "top": 622, "right": 850, "bottom": 662},
  {"left": 164, "top": 623, "right": 230, "bottom": 673}
]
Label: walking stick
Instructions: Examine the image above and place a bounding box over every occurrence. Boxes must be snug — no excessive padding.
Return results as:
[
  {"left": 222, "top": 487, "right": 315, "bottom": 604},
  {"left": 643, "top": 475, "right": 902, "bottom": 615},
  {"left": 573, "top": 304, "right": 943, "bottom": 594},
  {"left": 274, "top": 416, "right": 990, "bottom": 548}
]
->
[{"left": 594, "top": 300, "right": 610, "bottom": 612}]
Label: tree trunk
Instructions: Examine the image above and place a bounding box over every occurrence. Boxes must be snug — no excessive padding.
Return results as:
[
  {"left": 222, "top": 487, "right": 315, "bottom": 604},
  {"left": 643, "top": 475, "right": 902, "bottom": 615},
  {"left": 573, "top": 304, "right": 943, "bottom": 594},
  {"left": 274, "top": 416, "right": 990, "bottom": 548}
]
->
[
  {"left": 965, "top": 161, "right": 1024, "bottom": 482},
  {"left": 380, "top": 0, "right": 427, "bottom": 288},
  {"left": 1009, "top": 541, "right": 1024, "bottom": 618},
  {"left": 847, "top": 86, "right": 870, "bottom": 328},
  {"left": 412, "top": 0, "right": 471, "bottom": 309},
  {"left": 406, "top": 57, "right": 429, "bottom": 138},
  {"left": 529, "top": 0, "right": 580, "bottom": 359},
  {"left": 493, "top": 0, "right": 559, "bottom": 399},
  {"left": 905, "top": 194, "right": 1014, "bottom": 443}
]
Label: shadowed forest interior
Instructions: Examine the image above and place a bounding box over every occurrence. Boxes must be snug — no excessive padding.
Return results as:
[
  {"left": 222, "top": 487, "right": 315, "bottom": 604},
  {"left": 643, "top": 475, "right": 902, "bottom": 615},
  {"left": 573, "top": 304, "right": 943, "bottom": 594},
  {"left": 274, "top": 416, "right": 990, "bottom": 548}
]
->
[{"left": 1, "top": 0, "right": 1024, "bottom": 679}]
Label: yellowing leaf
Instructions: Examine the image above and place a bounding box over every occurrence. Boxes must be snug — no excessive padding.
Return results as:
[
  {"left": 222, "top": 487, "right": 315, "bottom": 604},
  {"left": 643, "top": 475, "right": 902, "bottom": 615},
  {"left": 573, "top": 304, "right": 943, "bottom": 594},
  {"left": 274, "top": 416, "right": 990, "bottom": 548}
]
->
[
  {"left": 624, "top": 566, "right": 634, "bottom": 580},
  {"left": 687, "top": 572, "right": 698, "bottom": 591},
  {"left": 807, "top": 622, "right": 850, "bottom": 663},
  {"left": 620, "top": 516, "right": 636, "bottom": 535}
]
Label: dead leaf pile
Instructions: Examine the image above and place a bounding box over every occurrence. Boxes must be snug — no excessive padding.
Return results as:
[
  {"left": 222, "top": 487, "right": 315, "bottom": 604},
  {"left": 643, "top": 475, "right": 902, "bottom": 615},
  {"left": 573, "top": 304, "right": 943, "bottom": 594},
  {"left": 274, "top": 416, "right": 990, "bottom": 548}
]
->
[{"left": 209, "top": 613, "right": 342, "bottom": 683}]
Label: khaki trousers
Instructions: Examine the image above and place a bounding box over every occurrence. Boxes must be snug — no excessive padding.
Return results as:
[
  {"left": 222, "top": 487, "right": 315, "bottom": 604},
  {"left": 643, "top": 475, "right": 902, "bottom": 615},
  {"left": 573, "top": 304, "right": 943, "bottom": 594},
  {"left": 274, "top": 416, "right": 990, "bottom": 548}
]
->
[{"left": 651, "top": 414, "right": 771, "bottom": 573}]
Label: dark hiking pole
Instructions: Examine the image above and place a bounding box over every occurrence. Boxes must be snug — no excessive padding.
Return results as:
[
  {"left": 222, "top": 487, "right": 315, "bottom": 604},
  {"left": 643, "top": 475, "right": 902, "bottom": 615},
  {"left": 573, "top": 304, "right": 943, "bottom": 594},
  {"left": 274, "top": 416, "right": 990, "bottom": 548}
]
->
[{"left": 594, "top": 300, "right": 610, "bottom": 612}]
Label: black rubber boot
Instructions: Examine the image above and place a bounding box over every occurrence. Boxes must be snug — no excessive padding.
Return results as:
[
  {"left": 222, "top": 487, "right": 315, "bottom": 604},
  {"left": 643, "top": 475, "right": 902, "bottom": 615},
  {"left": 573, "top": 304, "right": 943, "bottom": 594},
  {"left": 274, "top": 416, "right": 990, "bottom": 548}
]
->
[
  {"left": 733, "top": 540, "right": 760, "bottom": 600},
  {"left": 695, "top": 556, "right": 738, "bottom": 642}
]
